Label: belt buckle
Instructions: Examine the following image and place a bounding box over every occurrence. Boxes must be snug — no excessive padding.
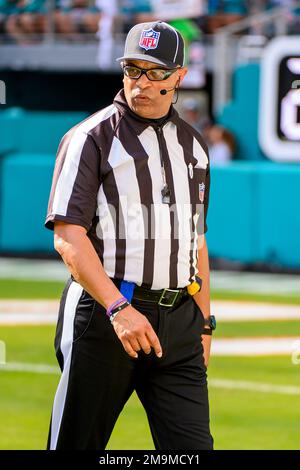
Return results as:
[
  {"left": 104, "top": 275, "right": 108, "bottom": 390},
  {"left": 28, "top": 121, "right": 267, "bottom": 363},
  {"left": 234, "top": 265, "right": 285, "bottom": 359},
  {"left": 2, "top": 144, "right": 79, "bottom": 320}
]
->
[{"left": 158, "top": 288, "right": 180, "bottom": 307}]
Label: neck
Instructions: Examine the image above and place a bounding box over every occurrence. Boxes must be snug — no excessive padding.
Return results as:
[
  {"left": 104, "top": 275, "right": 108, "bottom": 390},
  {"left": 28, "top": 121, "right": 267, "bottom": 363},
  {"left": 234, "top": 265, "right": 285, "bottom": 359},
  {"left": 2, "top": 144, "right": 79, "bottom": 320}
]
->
[{"left": 113, "top": 89, "right": 179, "bottom": 128}]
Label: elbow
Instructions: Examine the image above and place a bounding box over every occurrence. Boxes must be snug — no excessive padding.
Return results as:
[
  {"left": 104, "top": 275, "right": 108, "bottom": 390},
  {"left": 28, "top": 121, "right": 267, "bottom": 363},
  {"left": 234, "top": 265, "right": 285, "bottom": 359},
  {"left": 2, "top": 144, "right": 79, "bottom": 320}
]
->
[
  {"left": 53, "top": 223, "right": 88, "bottom": 283},
  {"left": 54, "top": 233, "right": 74, "bottom": 267},
  {"left": 53, "top": 233, "right": 81, "bottom": 283},
  {"left": 54, "top": 233, "right": 67, "bottom": 257}
]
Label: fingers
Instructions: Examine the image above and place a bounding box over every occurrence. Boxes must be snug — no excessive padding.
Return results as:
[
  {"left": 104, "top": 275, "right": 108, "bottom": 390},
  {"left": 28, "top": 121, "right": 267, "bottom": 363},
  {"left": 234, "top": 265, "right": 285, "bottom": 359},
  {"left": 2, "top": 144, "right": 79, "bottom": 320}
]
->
[
  {"left": 137, "top": 334, "right": 152, "bottom": 355},
  {"left": 120, "top": 327, "right": 162, "bottom": 358},
  {"left": 146, "top": 327, "right": 163, "bottom": 358},
  {"left": 122, "top": 332, "right": 152, "bottom": 357},
  {"left": 113, "top": 307, "right": 163, "bottom": 359},
  {"left": 136, "top": 323, "right": 162, "bottom": 358},
  {"left": 122, "top": 339, "right": 138, "bottom": 359}
]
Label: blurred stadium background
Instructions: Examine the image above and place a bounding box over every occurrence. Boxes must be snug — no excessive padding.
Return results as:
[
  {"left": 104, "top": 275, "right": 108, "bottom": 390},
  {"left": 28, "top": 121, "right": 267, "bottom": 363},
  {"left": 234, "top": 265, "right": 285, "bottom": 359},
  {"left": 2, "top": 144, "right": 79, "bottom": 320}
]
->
[{"left": 0, "top": 0, "right": 300, "bottom": 450}]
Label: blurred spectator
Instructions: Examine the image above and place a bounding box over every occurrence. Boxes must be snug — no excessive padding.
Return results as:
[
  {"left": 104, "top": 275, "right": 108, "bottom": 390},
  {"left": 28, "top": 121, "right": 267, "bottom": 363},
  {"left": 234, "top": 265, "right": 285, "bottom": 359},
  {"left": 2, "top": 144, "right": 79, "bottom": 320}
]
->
[
  {"left": 55, "top": 0, "right": 101, "bottom": 40},
  {"left": 120, "top": 0, "right": 153, "bottom": 32},
  {"left": 206, "top": 0, "right": 248, "bottom": 32},
  {"left": 3, "top": 0, "right": 46, "bottom": 43},
  {"left": 181, "top": 97, "right": 211, "bottom": 134},
  {"left": 0, "top": 0, "right": 14, "bottom": 34},
  {"left": 96, "top": 0, "right": 152, "bottom": 69},
  {"left": 245, "top": 0, "right": 300, "bottom": 36},
  {"left": 3, "top": 0, "right": 298, "bottom": 46},
  {"left": 269, "top": 0, "right": 300, "bottom": 34},
  {"left": 205, "top": 124, "right": 235, "bottom": 165},
  {"left": 96, "top": 0, "right": 118, "bottom": 68}
]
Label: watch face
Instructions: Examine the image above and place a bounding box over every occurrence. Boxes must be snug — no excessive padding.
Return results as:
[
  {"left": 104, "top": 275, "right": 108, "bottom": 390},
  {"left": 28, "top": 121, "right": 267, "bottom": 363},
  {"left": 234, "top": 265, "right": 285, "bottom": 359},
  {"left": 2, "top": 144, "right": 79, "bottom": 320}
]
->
[{"left": 210, "top": 315, "right": 216, "bottom": 330}]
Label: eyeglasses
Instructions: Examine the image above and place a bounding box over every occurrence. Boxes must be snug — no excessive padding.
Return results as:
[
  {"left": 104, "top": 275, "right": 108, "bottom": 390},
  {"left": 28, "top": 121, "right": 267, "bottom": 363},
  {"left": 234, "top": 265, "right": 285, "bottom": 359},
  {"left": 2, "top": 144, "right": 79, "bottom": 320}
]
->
[{"left": 123, "top": 65, "right": 179, "bottom": 81}]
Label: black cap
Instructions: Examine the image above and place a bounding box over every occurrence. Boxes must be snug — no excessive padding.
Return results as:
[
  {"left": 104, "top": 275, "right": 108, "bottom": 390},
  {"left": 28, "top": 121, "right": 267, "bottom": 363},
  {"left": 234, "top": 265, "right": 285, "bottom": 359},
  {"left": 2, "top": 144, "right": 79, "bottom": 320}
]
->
[{"left": 117, "top": 21, "right": 185, "bottom": 69}]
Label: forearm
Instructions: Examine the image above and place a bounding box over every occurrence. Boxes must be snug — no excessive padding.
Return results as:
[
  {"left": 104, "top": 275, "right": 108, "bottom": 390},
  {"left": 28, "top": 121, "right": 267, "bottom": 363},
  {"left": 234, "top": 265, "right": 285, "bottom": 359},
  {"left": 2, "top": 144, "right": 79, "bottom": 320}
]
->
[
  {"left": 193, "top": 236, "right": 210, "bottom": 317},
  {"left": 54, "top": 225, "right": 122, "bottom": 310},
  {"left": 192, "top": 235, "right": 212, "bottom": 367},
  {"left": 54, "top": 222, "right": 162, "bottom": 359}
]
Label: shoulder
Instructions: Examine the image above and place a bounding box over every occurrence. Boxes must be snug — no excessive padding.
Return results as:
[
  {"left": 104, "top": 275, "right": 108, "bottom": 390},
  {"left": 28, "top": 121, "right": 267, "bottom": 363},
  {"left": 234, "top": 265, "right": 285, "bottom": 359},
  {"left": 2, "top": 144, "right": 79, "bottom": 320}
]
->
[
  {"left": 175, "top": 116, "right": 209, "bottom": 158},
  {"left": 60, "top": 104, "right": 118, "bottom": 147}
]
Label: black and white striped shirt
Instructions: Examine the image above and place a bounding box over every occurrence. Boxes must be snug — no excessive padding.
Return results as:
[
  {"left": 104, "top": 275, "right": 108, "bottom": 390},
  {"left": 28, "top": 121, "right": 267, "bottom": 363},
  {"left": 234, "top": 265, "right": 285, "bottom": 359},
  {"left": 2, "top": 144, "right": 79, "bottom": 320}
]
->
[{"left": 45, "top": 90, "right": 210, "bottom": 289}]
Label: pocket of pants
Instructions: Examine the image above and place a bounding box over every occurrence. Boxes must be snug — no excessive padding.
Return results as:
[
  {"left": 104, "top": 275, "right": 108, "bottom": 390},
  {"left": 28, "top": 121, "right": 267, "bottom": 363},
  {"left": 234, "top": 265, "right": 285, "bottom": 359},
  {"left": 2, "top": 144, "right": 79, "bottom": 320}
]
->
[
  {"left": 73, "top": 291, "right": 96, "bottom": 343},
  {"left": 192, "top": 299, "right": 205, "bottom": 333}
]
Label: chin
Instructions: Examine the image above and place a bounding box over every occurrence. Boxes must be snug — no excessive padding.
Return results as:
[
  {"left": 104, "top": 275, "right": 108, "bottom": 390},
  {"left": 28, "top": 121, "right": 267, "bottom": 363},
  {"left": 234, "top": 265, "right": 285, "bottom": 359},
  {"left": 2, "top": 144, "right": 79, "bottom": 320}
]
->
[{"left": 132, "top": 104, "right": 151, "bottom": 118}]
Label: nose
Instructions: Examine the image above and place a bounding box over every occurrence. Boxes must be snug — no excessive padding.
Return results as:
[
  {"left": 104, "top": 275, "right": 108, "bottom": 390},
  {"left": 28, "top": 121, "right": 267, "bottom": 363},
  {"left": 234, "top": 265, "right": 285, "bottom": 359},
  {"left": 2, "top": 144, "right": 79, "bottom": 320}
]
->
[{"left": 135, "top": 72, "right": 151, "bottom": 88}]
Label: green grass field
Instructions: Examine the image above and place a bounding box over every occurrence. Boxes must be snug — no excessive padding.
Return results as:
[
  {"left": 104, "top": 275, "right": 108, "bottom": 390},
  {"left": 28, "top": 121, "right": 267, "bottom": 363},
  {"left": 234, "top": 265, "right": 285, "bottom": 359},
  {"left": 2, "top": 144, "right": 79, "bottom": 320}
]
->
[
  {"left": 1, "top": 278, "right": 300, "bottom": 450},
  {"left": 1, "top": 323, "right": 300, "bottom": 450}
]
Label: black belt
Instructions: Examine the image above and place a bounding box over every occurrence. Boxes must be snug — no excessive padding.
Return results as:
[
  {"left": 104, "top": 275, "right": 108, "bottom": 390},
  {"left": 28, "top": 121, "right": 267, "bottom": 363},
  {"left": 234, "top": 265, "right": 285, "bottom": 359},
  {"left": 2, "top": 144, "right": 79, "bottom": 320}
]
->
[
  {"left": 111, "top": 278, "right": 188, "bottom": 308},
  {"left": 133, "top": 285, "right": 188, "bottom": 307},
  {"left": 110, "top": 278, "right": 188, "bottom": 308}
]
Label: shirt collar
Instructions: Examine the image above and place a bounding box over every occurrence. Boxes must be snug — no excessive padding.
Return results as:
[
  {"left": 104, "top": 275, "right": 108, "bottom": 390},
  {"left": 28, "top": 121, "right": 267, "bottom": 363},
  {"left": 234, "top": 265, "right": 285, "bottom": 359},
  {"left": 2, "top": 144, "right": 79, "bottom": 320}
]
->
[{"left": 113, "top": 89, "right": 180, "bottom": 135}]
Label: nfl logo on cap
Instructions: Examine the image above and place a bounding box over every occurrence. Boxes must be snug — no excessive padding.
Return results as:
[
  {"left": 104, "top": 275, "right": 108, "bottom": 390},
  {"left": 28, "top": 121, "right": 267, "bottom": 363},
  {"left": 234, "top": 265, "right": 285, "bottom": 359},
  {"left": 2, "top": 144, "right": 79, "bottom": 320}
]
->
[{"left": 139, "top": 28, "right": 160, "bottom": 51}]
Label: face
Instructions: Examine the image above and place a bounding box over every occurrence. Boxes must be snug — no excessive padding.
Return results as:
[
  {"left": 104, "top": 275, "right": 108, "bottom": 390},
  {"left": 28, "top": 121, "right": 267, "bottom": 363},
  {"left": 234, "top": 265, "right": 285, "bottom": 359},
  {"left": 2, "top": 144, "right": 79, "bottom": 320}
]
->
[
  {"left": 208, "top": 126, "right": 223, "bottom": 143},
  {"left": 122, "top": 59, "right": 187, "bottom": 119}
]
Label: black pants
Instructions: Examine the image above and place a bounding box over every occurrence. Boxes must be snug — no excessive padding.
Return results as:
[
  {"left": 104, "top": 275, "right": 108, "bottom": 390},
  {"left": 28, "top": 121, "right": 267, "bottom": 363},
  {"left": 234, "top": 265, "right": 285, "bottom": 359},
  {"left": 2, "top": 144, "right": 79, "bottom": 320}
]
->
[{"left": 47, "top": 278, "right": 214, "bottom": 450}]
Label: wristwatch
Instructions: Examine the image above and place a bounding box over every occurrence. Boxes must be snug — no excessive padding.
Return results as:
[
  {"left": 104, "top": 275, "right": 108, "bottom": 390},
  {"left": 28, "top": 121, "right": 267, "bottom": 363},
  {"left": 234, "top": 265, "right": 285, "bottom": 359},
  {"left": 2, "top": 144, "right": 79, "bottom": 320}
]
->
[{"left": 202, "top": 315, "right": 216, "bottom": 335}]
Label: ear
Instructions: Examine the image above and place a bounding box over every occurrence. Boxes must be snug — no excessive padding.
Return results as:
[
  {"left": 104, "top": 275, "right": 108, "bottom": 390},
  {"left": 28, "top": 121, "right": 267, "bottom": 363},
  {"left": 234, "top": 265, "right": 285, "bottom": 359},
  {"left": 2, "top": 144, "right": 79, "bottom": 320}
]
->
[{"left": 178, "top": 67, "right": 188, "bottom": 85}]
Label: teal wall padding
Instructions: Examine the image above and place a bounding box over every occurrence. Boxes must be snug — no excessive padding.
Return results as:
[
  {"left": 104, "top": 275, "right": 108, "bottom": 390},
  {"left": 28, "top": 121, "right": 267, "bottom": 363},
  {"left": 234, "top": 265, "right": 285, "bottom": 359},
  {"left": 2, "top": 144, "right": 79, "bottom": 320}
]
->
[
  {"left": 217, "top": 63, "right": 266, "bottom": 161},
  {"left": 206, "top": 163, "right": 257, "bottom": 262},
  {"left": 256, "top": 163, "right": 300, "bottom": 267},
  {"left": 0, "top": 107, "right": 24, "bottom": 154},
  {"left": 0, "top": 108, "right": 88, "bottom": 253},
  {"left": 0, "top": 109, "right": 87, "bottom": 154},
  {"left": 206, "top": 162, "right": 300, "bottom": 267},
  {"left": 0, "top": 153, "right": 56, "bottom": 252},
  {"left": 16, "top": 111, "right": 88, "bottom": 154}
]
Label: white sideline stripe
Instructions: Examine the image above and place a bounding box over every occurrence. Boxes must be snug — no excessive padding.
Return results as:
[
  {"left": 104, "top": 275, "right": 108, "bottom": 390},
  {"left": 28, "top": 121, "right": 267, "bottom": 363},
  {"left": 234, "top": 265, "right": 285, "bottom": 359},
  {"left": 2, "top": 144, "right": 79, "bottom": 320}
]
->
[
  {"left": 0, "top": 313, "right": 58, "bottom": 324},
  {"left": 1, "top": 361, "right": 300, "bottom": 395},
  {"left": 211, "top": 337, "right": 300, "bottom": 356},
  {"left": 209, "top": 379, "right": 300, "bottom": 395},
  {"left": 0, "top": 300, "right": 59, "bottom": 313},
  {"left": 1, "top": 300, "right": 300, "bottom": 323},
  {"left": 213, "top": 302, "right": 300, "bottom": 321},
  {"left": 0, "top": 258, "right": 68, "bottom": 281},
  {"left": 0, "top": 362, "right": 60, "bottom": 374},
  {"left": 212, "top": 270, "right": 300, "bottom": 295}
]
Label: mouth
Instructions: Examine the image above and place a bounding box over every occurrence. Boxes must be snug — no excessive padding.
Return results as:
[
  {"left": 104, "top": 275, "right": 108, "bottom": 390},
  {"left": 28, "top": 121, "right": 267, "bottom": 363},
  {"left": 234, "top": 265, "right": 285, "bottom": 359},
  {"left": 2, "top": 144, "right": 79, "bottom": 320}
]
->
[{"left": 133, "top": 94, "right": 151, "bottom": 103}]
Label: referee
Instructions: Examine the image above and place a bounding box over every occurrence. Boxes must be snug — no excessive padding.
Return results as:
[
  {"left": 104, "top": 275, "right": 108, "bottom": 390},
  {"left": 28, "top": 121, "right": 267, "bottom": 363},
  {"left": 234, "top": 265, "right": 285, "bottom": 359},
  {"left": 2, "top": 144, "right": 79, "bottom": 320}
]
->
[{"left": 45, "top": 20, "right": 214, "bottom": 450}]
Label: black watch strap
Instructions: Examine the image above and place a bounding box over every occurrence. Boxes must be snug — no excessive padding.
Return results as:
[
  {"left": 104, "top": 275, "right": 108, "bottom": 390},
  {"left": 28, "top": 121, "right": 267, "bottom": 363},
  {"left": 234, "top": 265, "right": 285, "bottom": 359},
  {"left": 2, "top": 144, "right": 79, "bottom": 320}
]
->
[
  {"left": 110, "top": 300, "right": 130, "bottom": 315},
  {"left": 202, "top": 328, "right": 212, "bottom": 336},
  {"left": 204, "top": 315, "right": 216, "bottom": 331}
]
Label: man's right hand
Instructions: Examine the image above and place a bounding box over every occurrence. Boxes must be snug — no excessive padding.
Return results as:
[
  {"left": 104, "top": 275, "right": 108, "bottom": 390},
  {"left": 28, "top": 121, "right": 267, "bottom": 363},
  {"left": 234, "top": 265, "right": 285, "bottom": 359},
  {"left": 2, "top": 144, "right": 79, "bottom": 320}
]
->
[{"left": 111, "top": 305, "right": 163, "bottom": 359}]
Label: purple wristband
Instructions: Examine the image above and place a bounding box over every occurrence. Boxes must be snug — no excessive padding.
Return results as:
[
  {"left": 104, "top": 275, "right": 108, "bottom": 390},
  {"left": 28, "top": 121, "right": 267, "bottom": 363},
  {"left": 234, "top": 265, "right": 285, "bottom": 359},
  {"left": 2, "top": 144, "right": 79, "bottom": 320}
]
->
[{"left": 106, "top": 297, "right": 127, "bottom": 318}]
